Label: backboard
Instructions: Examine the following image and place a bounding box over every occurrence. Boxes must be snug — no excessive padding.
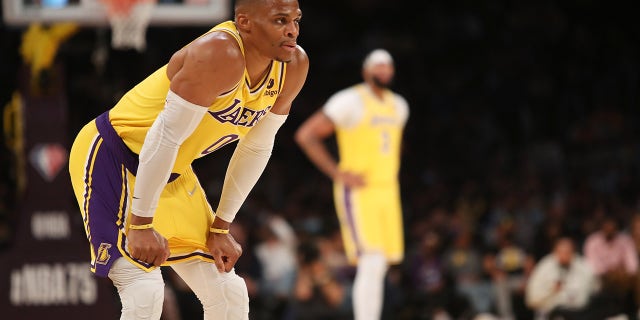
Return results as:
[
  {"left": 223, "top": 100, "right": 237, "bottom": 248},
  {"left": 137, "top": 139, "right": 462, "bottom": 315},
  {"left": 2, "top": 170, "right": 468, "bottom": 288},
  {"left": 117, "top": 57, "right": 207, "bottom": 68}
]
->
[{"left": 2, "top": 0, "right": 231, "bottom": 27}]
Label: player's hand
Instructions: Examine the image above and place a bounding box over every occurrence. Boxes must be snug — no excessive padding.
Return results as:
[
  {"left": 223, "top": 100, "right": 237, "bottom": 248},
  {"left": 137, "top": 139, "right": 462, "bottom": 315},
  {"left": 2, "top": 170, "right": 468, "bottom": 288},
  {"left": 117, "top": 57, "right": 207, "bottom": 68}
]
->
[
  {"left": 127, "top": 228, "right": 170, "bottom": 266},
  {"left": 207, "top": 232, "right": 243, "bottom": 273},
  {"left": 335, "top": 171, "right": 365, "bottom": 188}
]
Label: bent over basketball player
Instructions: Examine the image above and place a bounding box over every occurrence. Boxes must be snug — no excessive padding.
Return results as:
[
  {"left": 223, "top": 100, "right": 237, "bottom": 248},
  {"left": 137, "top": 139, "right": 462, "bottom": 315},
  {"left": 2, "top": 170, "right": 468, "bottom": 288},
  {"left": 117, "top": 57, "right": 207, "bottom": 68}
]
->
[{"left": 68, "top": 0, "right": 308, "bottom": 319}]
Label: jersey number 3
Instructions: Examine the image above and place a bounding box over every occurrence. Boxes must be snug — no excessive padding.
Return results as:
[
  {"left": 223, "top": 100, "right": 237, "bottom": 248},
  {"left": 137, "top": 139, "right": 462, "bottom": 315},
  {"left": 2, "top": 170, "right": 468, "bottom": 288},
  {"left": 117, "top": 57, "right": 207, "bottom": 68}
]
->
[{"left": 381, "top": 131, "right": 390, "bottom": 154}]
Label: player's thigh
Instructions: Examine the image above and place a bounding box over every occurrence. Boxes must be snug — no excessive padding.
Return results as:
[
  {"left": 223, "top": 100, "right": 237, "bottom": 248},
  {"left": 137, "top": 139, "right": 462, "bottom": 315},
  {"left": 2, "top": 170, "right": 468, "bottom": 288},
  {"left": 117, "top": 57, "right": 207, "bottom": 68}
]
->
[
  {"left": 353, "top": 187, "right": 385, "bottom": 244},
  {"left": 349, "top": 185, "right": 403, "bottom": 260},
  {"left": 69, "top": 121, "right": 134, "bottom": 276},
  {"left": 69, "top": 120, "right": 100, "bottom": 205},
  {"left": 337, "top": 186, "right": 385, "bottom": 249},
  {"left": 380, "top": 185, "right": 404, "bottom": 262}
]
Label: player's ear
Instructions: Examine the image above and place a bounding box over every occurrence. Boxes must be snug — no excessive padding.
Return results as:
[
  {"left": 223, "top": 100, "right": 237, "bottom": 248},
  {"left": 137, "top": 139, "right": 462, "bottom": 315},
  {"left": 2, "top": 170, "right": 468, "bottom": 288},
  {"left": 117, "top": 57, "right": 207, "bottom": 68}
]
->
[{"left": 235, "top": 14, "right": 251, "bottom": 33}]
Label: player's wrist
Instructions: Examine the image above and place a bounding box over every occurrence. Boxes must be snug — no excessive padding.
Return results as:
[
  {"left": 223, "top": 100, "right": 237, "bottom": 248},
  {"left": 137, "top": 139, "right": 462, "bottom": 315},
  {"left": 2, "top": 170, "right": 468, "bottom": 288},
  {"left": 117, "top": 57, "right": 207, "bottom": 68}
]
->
[
  {"left": 326, "top": 167, "right": 340, "bottom": 181},
  {"left": 211, "top": 216, "right": 231, "bottom": 230},
  {"left": 130, "top": 214, "right": 153, "bottom": 227},
  {"left": 129, "top": 223, "right": 154, "bottom": 230}
]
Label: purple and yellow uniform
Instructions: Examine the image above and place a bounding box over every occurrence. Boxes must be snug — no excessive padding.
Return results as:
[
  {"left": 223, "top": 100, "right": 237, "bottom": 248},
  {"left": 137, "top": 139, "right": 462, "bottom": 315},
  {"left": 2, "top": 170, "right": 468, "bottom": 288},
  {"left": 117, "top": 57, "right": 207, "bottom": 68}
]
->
[
  {"left": 323, "top": 84, "right": 409, "bottom": 265},
  {"left": 69, "top": 21, "right": 286, "bottom": 277}
]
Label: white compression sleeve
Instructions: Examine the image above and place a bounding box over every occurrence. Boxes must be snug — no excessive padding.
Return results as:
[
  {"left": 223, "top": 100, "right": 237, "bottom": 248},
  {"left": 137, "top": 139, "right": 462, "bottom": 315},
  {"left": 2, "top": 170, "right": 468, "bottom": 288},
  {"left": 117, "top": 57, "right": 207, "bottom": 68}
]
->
[
  {"left": 131, "top": 90, "right": 208, "bottom": 218},
  {"left": 215, "top": 112, "right": 287, "bottom": 222}
]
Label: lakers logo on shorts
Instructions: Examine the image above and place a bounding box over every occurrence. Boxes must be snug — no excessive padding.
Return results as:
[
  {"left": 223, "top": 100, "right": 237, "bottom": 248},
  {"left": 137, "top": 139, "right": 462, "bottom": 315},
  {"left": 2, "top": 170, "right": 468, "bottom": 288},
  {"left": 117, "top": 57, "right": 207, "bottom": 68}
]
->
[{"left": 96, "top": 243, "right": 112, "bottom": 265}]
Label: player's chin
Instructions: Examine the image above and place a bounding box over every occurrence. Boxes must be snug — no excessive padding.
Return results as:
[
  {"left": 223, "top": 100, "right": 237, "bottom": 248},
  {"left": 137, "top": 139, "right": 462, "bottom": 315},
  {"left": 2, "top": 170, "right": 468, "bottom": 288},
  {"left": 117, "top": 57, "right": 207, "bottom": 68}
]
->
[
  {"left": 275, "top": 46, "right": 296, "bottom": 62},
  {"left": 274, "top": 55, "right": 294, "bottom": 63}
]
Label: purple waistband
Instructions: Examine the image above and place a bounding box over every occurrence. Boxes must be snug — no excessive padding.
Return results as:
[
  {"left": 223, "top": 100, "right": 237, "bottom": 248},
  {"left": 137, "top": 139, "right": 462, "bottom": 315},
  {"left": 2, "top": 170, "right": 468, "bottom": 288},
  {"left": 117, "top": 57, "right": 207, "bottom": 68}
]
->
[{"left": 95, "top": 111, "right": 180, "bottom": 183}]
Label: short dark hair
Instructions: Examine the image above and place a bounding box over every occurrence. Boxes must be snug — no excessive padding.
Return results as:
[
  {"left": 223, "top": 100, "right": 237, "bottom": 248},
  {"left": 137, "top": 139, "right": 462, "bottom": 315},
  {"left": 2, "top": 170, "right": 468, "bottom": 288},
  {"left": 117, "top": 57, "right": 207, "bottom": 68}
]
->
[
  {"left": 235, "top": 0, "right": 262, "bottom": 9},
  {"left": 553, "top": 236, "right": 575, "bottom": 249}
]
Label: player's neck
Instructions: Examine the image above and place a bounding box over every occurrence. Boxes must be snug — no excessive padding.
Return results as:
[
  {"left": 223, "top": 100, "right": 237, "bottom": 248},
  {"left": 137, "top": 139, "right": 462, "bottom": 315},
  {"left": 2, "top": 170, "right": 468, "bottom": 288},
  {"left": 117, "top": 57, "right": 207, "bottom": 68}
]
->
[
  {"left": 244, "top": 51, "right": 273, "bottom": 88},
  {"left": 365, "top": 82, "right": 386, "bottom": 101}
]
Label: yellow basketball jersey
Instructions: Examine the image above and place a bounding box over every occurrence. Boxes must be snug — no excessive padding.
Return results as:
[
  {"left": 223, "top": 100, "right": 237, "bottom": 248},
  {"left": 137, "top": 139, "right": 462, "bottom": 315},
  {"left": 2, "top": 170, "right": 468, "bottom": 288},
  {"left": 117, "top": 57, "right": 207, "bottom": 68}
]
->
[
  {"left": 108, "top": 21, "right": 286, "bottom": 175},
  {"left": 335, "top": 84, "right": 404, "bottom": 185}
]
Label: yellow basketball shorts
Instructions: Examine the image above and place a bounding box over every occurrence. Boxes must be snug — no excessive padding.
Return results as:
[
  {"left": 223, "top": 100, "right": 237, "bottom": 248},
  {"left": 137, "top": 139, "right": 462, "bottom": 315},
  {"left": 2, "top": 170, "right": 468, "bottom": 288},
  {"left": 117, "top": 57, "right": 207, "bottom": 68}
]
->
[
  {"left": 68, "top": 114, "right": 215, "bottom": 277},
  {"left": 333, "top": 182, "right": 404, "bottom": 265}
]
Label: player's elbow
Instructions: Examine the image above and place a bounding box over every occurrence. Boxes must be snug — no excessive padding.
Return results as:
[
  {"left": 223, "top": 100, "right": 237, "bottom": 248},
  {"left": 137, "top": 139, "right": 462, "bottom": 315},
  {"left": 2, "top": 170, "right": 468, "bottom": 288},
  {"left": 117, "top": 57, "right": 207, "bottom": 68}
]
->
[
  {"left": 294, "top": 125, "right": 317, "bottom": 148},
  {"left": 293, "top": 128, "right": 305, "bottom": 145}
]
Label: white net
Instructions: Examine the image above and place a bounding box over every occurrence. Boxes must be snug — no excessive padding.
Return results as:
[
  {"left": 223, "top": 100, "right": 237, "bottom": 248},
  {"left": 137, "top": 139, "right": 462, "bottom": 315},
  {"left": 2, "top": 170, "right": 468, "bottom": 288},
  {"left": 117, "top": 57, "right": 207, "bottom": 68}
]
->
[{"left": 102, "top": 0, "right": 156, "bottom": 51}]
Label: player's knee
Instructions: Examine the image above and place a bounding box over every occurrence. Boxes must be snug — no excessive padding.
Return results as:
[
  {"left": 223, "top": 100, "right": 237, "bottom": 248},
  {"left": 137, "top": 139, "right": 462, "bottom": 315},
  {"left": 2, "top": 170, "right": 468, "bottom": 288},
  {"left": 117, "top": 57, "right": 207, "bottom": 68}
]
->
[
  {"left": 202, "top": 272, "right": 249, "bottom": 319},
  {"left": 358, "top": 252, "right": 387, "bottom": 279},
  {"left": 109, "top": 259, "right": 165, "bottom": 319},
  {"left": 118, "top": 276, "right": 165, "bottom": 319}
]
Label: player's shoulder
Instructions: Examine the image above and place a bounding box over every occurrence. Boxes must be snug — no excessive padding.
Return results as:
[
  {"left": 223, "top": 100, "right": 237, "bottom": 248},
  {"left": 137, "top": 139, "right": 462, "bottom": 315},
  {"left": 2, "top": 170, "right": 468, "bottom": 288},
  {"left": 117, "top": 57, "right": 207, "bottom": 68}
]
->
[
  {"left": 390, "top": 91, "right": 409, "bottom": 122},
  {"left": 390, "top": 90, "right": 407, "bottom": 101},
  {"left": 286, "top": 45, "right": 310, "bottom": 71},
  {"left": 332, "top": 84, "right": 361, "bottom": 99},
  {"left": 324, "top": 85, "right": 362, "bottom": 111},
  {"left": 188, "top": 30, "right": 245, "bottom": 73},
  {"left": 392, "top": 92, "right": 409, "bottom": 107}
]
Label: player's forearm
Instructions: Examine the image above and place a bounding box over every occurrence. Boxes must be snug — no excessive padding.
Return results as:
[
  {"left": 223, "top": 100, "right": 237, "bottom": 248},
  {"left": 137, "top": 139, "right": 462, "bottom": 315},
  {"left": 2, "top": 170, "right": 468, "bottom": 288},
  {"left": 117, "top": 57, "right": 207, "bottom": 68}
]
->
[
  {"left": 215, "top": 141, "right": 271, "bottom": 223},
  {"left": 215, "top": 112, "right": 287, "bottom": 223},
  {"left": 131, "top": 90, "right": 207, "bottom": 219},
  {"left": 131, "top": 146, "right": 179, "bottom": 219}
]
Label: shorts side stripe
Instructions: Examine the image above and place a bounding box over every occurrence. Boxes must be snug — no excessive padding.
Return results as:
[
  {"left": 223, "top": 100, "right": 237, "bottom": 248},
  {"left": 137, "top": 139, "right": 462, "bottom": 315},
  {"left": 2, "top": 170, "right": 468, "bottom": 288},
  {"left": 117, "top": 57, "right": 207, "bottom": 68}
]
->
[
  {"left": 116, "top": 165, "right": 128, "bottom": 228},
  {"left": 343, "top": 186, "right": 362, "bottom": 255},
  {"left": 82, "top": 135, "right": 103, "bottom": 239}
]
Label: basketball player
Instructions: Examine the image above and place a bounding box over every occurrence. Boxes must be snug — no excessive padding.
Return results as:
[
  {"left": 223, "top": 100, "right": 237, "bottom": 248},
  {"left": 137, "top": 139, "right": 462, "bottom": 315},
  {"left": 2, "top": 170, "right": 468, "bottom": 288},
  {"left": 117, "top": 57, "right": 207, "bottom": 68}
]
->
[
  {"left": 68, "top": 0, "right": 308, "bottom": 319},
  {"left": 295, "top": 49, "right": 409, "bottom": 320}
]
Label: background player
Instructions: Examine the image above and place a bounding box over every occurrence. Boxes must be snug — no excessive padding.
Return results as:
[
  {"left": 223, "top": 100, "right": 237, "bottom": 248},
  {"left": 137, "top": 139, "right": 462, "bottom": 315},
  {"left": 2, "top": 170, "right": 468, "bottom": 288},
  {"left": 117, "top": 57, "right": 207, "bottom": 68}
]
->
[
  {"left": 295, "top": 49, "right": 409, "bottom": 320},
  {"left": 68, "top": 0, "right": 308, "bottom": 319}
]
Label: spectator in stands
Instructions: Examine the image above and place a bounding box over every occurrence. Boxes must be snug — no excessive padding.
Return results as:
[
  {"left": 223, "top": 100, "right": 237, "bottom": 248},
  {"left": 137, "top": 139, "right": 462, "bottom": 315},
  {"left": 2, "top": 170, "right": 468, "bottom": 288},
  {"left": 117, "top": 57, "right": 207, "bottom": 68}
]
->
[
  {"left": 406, "top": 230, "right": 469, "bottom": 319},
  {"left": 484, "top": 229, "right": 535, "bottom": 320},
  {"left": 443, "top": 228, "right": 494, "bottom": 315},
  {"left": 629, "top": 213, "right": 640, "bottom": 310},
  {"left": 229, "top": 222, "right": 263, "bottom": 313},
  {"left": 583, "top": 215, "right": 638, "bottom": 318},
  {"left": 525, "top": 237, "right": 597, "bottom": 320},
  {"left": 254, "top": 213, "right": 298, "bottom": 318},
  {"left": 287, "top": 239, "right": 349, "bottom": 320}
]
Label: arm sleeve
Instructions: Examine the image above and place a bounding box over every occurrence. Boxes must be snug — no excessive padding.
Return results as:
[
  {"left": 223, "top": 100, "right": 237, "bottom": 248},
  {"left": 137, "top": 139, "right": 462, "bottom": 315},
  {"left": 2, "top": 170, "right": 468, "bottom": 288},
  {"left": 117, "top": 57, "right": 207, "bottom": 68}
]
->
[
  {"left": 321, "top": 88, "right": 363, "bottom": 128},
  {"left": 131, "top": 90, "right": 208, "bottom": 218},
  {"left": 215, "top": 111, "right": 287, "bottom": 222},
  {"left": 394, "top": 94, "right": 410, "bottom": 126}
]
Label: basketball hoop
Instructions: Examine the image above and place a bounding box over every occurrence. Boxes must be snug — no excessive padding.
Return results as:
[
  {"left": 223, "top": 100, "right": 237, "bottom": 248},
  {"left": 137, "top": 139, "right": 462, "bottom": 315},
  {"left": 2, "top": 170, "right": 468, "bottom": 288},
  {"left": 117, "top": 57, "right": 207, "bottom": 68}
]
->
[{"left": 100, "top": 0, "right": 156, "bottom": 51}]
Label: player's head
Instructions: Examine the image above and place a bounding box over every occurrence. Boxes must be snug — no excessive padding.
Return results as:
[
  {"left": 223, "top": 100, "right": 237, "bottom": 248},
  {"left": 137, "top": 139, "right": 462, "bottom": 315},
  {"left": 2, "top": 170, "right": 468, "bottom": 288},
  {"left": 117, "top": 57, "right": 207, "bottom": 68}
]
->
[
  {"left": 362, "top": 48, "right": 395, "bottom": 89},
  {"left": 234, "top": 0, "right": 302, "bottom": 63}
]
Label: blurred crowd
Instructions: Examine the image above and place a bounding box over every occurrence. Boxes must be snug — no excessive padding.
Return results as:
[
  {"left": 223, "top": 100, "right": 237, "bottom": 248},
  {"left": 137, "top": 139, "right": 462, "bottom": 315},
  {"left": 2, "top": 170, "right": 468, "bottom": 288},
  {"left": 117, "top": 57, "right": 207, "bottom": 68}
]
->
[{"left": 1, "top": 0, "right": 640, "bottom": 319}]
